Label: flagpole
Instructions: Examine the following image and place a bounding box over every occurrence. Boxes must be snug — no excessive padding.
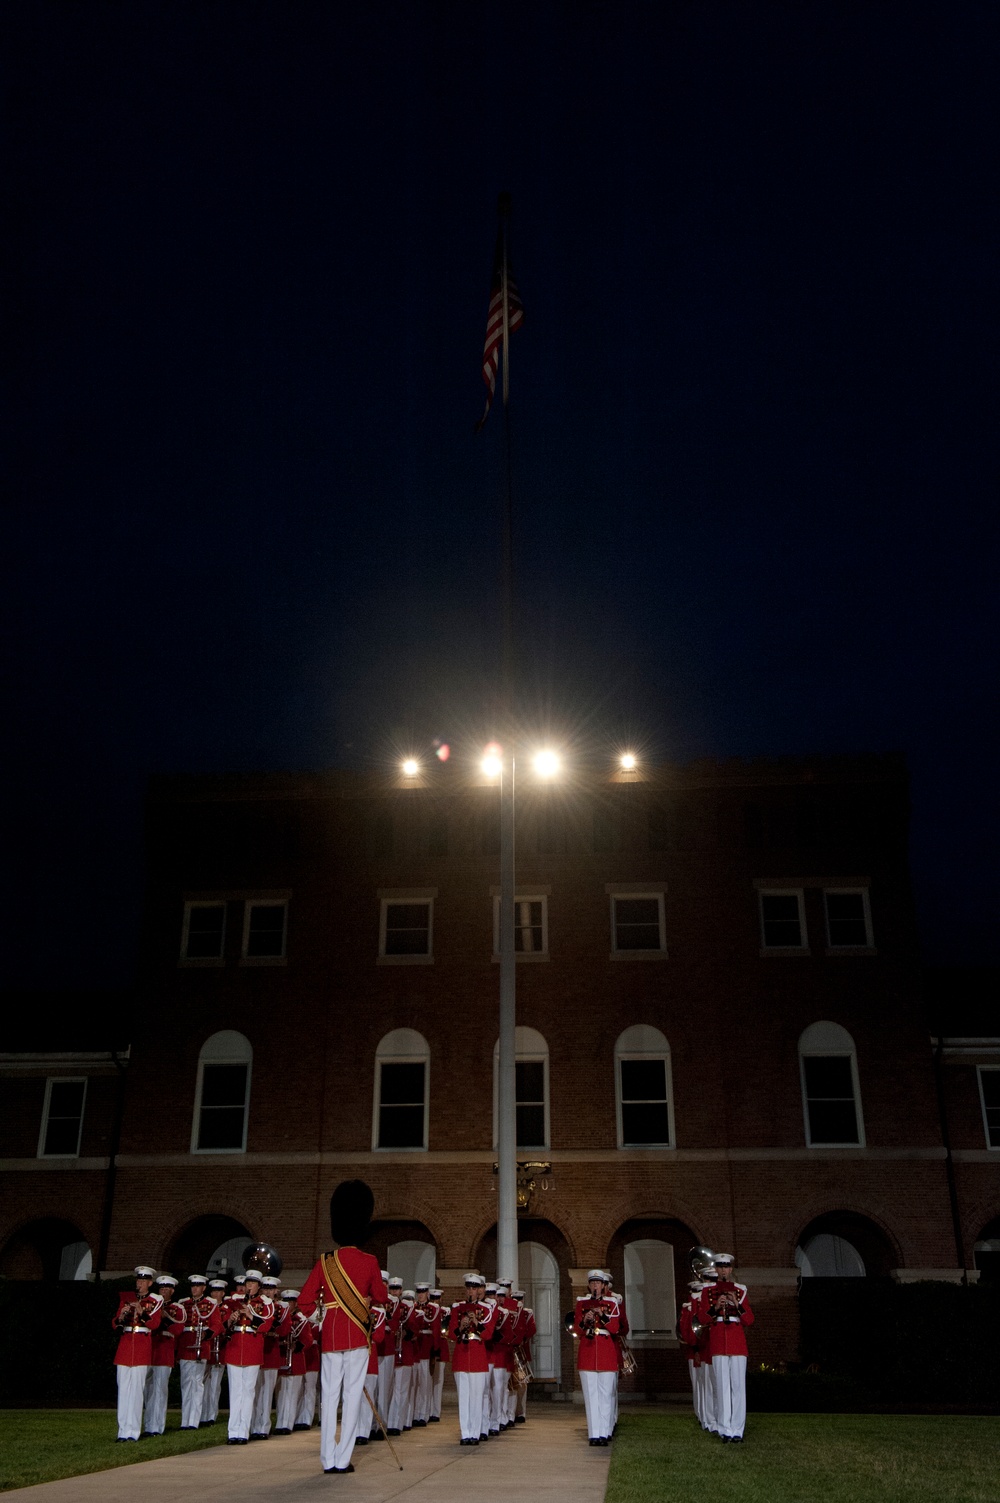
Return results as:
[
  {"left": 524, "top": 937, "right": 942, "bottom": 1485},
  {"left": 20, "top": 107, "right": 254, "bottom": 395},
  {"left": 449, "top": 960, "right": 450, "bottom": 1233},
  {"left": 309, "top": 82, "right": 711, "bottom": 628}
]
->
[{"left": 496, "top": 190, "right": 518, "bottom": 1292}]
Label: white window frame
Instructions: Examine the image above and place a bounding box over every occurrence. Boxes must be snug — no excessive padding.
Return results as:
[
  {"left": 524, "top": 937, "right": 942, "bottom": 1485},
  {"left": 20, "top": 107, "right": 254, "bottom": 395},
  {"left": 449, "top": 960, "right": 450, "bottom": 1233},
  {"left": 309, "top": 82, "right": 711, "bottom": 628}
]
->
[
  {"left": 179, "top": 899, "right": 227, "bottom": 966},
  {"left": 977, "top": 1067, "right": 1000, "bottom": 1150},
  {"left": 372, "top": 1029, "right": 430, "bottom": 1152},
  {"left": 492, "top": 1027, "right": 550, "bottom": 1151},
  {"left": 241, "top": 899, "right": 289, "bottom": 965},
  {"left": 606, "top": 884, "right": 668, "bottom": 960},
  {"left": 491, "top": 889, "right": 550, "bottom": 962},
  {"left": 377, "top": 888, "right": 436, "bottom": 965},
  {"left": 758, "top": 887, "right": 809, "bottom": 955},
  {"left": 191, "top": 1032, "right": 253, "bottom": 1155},
  {"left": 37, "top": 1076, "right": 87, "bottom": 1159},
  {"left": 615, "top": 1026, "right": 675, "bottom": 1149},
  {"left": 823, "top": 887, "right": 875, "bottom": 952},
  {"left": 799, "top": 1022, "right": 865, "bottom": 1148}
]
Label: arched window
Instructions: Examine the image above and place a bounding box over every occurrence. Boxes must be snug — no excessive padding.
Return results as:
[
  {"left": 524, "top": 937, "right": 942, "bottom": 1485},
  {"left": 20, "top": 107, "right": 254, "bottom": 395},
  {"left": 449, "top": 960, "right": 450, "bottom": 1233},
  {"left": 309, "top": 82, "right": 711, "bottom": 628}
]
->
[
  {"left": 191, "top": 1031, "right": 252, "bottom": 1154},
  {"left": 493, "top": 1026, "right": 549, "bottom": 1149},
  {"left": 374, "top": 1029, "right": 429, "bottom": 1151},
  {"left": 799, "top": 1022, "right": 864, "bottom": 1147},
  {"left": 615, "top": 1025, "right": 674, "bottom": 1148},
  {"left": 794, "top": 1212, "right": 894, "bottom": 1277},
  {"left": 624, "top": 1238, "right": 676, "bottom": 1338},
  {"left": 795, "top": 1233, "right": 866, "bottom": 1277}
]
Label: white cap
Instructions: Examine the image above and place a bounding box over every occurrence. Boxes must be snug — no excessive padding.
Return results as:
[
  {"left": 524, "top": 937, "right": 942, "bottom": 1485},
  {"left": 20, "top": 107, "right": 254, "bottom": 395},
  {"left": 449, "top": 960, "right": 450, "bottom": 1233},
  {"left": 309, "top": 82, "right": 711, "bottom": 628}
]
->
[
  {"left": 155, "top": 1274, "right": 178, "bottom": 1286},
  {"left": 189, "top": 1275, "right": 208, "bottom": 1284},
  {"left": 402, "top": 1289, "right": 415, "bottom": 1300},
  {"left": 134, "top": 1265, "right": 156, "bottom": 1278},
  {"left": 261, "top": 1276, "right": 281, "bottom": 1288},
  {"left": 388, "top": 1276, "right": 403, "bottom": 1288},
  {"left": 431, "top": 1289, "right": 443, "bottom": 1298},
  {"left": 714, "top": 1253, "right": 735, "bottom": 1266},
  {"left": 415, "top": 1282, "right": 430, "bottom": 1291},
  {"left": 209, "top": 1279, "right": 228, "bottom": 1289},
  {"left": 381, "top": 1270, "right": 390, "bottom": 1280},
  {"left": 513, "top": 1289, "right": 526, "bottom": 1299},
  {"left": 587, "top": 1269, "right": 610, "bottom": 1283},
  {"left": 485, "top": 1282, "right": 498, "bottom": 1293},
  {"left": 243, "top": 1271, "right": 262, "bottom": 1284},
  {"left": 281, "top": 1289, "right": 300, "bottom": 1299},
  {"left": 465, "top": 1274, "right": 485, "bottom": 1286},
  {"left": 497, "top": 1278, "right": 512, "bottom": 1288},
  {"left": 233, "top": 1274, "right": 247, "bottom": 1284}
]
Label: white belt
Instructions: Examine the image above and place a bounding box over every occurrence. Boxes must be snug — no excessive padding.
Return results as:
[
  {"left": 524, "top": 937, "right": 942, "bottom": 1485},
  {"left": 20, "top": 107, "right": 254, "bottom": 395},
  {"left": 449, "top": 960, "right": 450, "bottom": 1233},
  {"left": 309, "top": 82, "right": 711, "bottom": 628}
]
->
[
  {"left": 714, "top": 1317, "right": 740, "bottom": 1324},
  {"left": 464, "top": 1334, "right": 482, "bottom": 1342},
  {"left": 594, "top": 1329, "right": 611, "bottom": 1337},
  {"left": 124, "top": 1326, "right": 150, "bottom": 1334}
]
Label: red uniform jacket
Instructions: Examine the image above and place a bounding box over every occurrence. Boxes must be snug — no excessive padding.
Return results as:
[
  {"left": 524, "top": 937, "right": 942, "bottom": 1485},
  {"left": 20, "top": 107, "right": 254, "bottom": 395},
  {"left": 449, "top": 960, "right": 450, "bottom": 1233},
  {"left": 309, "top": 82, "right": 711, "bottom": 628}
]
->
[
  {"left": 678, "top": 1301, "right": 701, "bottom": 1365},
  {"left": 262, "top": 1301, "right": 293, "bottom": 1370},
  {"left": 150, "top": 1300, "right": 185, "bottom": 1367},
  {"left": 448, "top": 1299, "right": 499, "bottom": 1374},
  {"left": 367, "top": 1307, "right": 386, "bottom": 1375},
  {"left": 279, "top": 1309, "right": 316, "bottom": 1377},
  {"left": 297, "top": 1247, "right": 388, "bottom": 1352},
  {"left": 574, "top": 1297, "right": 620, "bottom": 1373},
  {"left": 113, "top": 1292, "right": 164, "bottom": 1367},
  {"left": 696, "top": 1281, "right": 754, "bottom": 1358},
  {"left": 178, "top": 1296, "right": 216, "bottom": 1361},
  {"left": 213, "top": 1293, "right": 274, "bottom": 1366}
]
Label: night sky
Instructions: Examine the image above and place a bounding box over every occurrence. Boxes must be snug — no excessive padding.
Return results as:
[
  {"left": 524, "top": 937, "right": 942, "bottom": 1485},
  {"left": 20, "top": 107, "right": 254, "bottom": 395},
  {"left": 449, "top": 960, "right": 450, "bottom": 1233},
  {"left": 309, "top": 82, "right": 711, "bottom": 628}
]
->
[{"left": 4, "top": 1, "right": 998, "bottom": 997}]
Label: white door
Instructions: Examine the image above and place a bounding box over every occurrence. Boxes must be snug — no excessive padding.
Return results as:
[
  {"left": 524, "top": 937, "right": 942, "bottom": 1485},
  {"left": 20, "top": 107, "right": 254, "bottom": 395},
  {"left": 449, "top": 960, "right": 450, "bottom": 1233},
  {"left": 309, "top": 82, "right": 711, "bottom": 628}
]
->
[
  {"left": 387, "top": 1239, "right": 436, "bottom": 1289},
  {"left": 518, "top": 1241, "right": 560, "bottom": 1380}
]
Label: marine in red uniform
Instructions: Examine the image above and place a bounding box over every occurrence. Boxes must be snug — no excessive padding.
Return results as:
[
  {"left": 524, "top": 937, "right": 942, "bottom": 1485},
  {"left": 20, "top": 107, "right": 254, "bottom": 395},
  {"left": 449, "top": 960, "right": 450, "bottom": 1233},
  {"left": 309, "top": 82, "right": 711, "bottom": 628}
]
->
[
  {"left": 448, "top": 1274, "right": 499, "bottom": 1444},
  {"left": 297, "top": 1180, "right": 388, "bottom": 1475},
  {"left": 274, "top": 1290, "right": 314, "bottom": 1433},
  {"left": 696, "top": 1252, "right": 754, "bottom": 1443},
  {"left": 678, "top": 1279, "right": 706, "bottom": 1427},
  {"left": 574, "top": 1270, "right": 620, "bottom": 1445},
  {"left": 250, "top": 1275, "right": 289, "bottom": 1438},
  {"left": 217, "top": 1270, "right": 274, "bottom": 1444},
  {"left": 428, "top": 1289, "right": 448, "bottom": 1422},
  {"left": 200, "top": 1278, "right": 228, "bottom": 1425},
  {"left": 510, "top": 1290, "right": 536, "bottom": 1424},
  {"left": 176, "top": 1276, "right": 213, "bottom": 1429},
  {"left": 144, "top": 1275, "right": 184, "bottom": 1435},
  {"left": 112, "top": 1265, "right": 164, "bottom": 1441}
]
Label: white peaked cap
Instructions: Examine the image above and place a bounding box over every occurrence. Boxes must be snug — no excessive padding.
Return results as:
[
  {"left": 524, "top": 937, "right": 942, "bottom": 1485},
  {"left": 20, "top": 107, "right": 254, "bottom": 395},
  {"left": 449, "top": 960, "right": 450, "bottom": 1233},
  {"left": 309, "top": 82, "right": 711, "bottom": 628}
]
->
[
  {"left": 402, "top": 1289, "right": 415, "bottom": 1300},
  {"left": 234, "top": 1275, "right": 247, "bottom": 1283},
  {"left": 189, "top": 1275, "right": 208, "bottom": 1284},
  {"left": 155, "top": 1275, "right": 178, "bottom": 1285},
  {"left": 388, "top": 1276, "right": 403, "bottom": 1287},
  {"left": 513, "top": 1289, "right": 525, "bottom": 1299},
  {"left": 485, "top": 1282, "right": 498, "bottom": 1292},
  {"left": 209, "top": 1279, "right": 228, "bottom": 1289},
  {"left": 431, "top": 1289, "right": 443, "bottom": 1298},
  {"left": 381, "top": 1270, "right": 390, "bottom": 1280},
  {"left": 261, "top": 1276, "right": 281, "bottom": 1287},
  {"left": 587, "top": 1269, "right": 610, "bottom": 1282},
  {"left": 281, "top": 1289, "right": 300, "bottom": 1299},
  {"left": 465, "top": 1274, "right": 485, "bottom": 1286},
  {"left": 415, "top": 1282, "right": 430, "bottom": 1291},
  {"left": 497, "top": 1278, "right": 512, "bottom": 1287},
  {"left": 714, "top": 1253, "right": 735, "bottom": 1265},
  {"left": 134, "top": 1265, "right": 156, "bottom": 1278}
]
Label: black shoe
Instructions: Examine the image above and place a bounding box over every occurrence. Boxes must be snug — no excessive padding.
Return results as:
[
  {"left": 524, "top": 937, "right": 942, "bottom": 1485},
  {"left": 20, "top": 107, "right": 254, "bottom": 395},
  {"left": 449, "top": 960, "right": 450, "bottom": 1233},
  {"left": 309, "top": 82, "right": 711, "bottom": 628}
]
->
[
  {"left": 428, "top": 1415, "right": 440, "bottom": 1423},
  {"left": 480, "top": 1433, "right": 489, "bottom": 1442},
  {"left": 371, "top": 1431, "right": 386, "bottom": 1440},
  {"left": 333, "top": 1464, "right": 355, "bottom": 1473},
  {"left": 472, "top": 1438, "right": 480, "bottom": 1445},
  {"left": 413, "top": 1419, "right": 427, "bottom": 1427},
  {"left": 403, "top": 1424, "right": 412, "bottom": 1431},
  {"left": 274, "top": 1427, "right": 291, "bottom": 1435},
  {"left": 292, "top": 1423, "right": 310, "bottom": 1431},
  {"left": 731, "top": 1436, "right": 744, "bottom": 1444},
  {"left": 386, "top": 1427, "right": 401, "bottom": 1436},
  {"left": 355, "top": 1436, "right": 368, "bottom": 1445},
  {"left": 589, "top": 1438, "right": 599, "bottom": 1446},
  {"left": 721, "top": 1435, "right": 731, "bottom": 1443},
  {"left": 515, "top": 1415, "right": 526, "bottom": 1423},
  {"left": 200, "top": 1420, "right": 215, "bottom": 1427}
]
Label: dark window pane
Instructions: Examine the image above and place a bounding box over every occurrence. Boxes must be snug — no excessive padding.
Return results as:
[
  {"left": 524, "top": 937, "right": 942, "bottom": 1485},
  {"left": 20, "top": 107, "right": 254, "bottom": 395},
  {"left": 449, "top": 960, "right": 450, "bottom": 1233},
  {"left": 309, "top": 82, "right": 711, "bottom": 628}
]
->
[
  {"left": 186, "top": 905, "right": 225, "bottom": 958},
  {"left": 803, "top": 1056, "right": 854, "bottom": 1098},
  {"left": 986, "top": 1111, "right": 1000, "bottom": 1149},
  {"left": 384, "top": 903, "right": 430, "bottom": 955},
  {"left": 981, "top": 1072, "right": 1000, "bottom": 1110},
  {"left": 826, "top": 893, "right": 869, "bottom": 946},
  {"left": 516, "top": 1061, "right": 545, "bottom": 1103},
  {"left": 514, "top": 901, "right": 544, "bottom": 952},
  {"left": 200, "top": 1064, "right": 249, "bottom": 1109},
  {"left": 620, "top": 1059, "right": 666, "bottom": 1102},
  {"left": 516, "top": 1103, "right": 545, "bottom": 1146},
  {"left": 807, "top": 1099, "right": 859, "bottom": 1144},
  {"left": 48, "top": 1081, "right": 85, "bottom": 1117},
  {"left": 44, "top": 1118, "right": 82, "bottom": 1154},
  {"left": 198, "top": 1106, "right": 247, "bottom": 1150},
  {"left": 761, "top": 895, "right": 802, "bottom": 947},
  {"left": 622, "top": 1101, "right": 671, "bottom": 1145},
  {"left": 378, "top": 1104, "right": 425, "bottom": 1148},
  {"left": 614, "top": 898, "right": 662, "bottom": 950},
  {"left": 246, "top": 903, "right": 286, "bottom": 957},
  {"left": 380, "top": 1062, "right": 425, "bottom": 1106}
]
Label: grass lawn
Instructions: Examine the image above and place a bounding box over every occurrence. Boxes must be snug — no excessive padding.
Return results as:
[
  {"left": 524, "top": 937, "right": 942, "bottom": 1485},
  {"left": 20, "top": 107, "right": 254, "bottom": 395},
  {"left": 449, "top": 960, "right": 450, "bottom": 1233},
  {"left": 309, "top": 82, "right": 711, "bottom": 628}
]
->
[
  {"left": 0, "top": 1411, "right": 233, "bottom": 1492},
  {"left": 606, "top": 1412, "right": 1000, "bottom": 1503}
]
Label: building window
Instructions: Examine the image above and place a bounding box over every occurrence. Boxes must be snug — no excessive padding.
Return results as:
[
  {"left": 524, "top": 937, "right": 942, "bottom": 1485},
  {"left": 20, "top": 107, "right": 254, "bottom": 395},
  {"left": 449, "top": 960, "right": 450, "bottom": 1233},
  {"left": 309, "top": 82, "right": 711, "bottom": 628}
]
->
[
  {"left": 38, "top": 1078, "right": 87, "bottom": 1158},
  {"left": 378, "top": 891, "right": 436, "bottom": 963},
  {"left": 795, "top": 1233, "right": 866, "bottom": 1277},
  {"left": 615, "top": 1026, "right": 674, "bottom": 1147},
  {"left": 978, "top": 1068, "right": 1000, "bottom": 1149},
  {"left": 192, "top": 1031, "right": 252, "bottom": 1153},
  {"left": 242, "top": 900, "right": 288, "bottom": 962},
  {"left": 374, "top": 1029, "right": 429, "bottom": 1150},
  {"left": 180, "top": 900, "right": 227, "bottom": 963},
  {"left": 608, "top": 889, "right": 667, "bottom": 955},
  {"left": 492, "top": 894, "right": 549, "bottom": 960},
  {"left": 824, "top": 889, "right": 873, "bottom": 949},
  {"left": 759, "top": 889, "right": 807, "bottom": 951},
  {"left": 493, "top": 1026, "right": 549, "bottom": 1150},
  {"left": 799, "top": 1021, "right": 864, "bottom": 1147}
]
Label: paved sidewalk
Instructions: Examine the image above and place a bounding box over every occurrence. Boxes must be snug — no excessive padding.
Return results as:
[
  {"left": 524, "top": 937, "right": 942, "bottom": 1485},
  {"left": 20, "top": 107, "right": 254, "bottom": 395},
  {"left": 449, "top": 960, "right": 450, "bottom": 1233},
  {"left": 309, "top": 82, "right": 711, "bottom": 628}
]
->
[{"left": 3, "top": 1407, "right": 611, "bottom": 1502}]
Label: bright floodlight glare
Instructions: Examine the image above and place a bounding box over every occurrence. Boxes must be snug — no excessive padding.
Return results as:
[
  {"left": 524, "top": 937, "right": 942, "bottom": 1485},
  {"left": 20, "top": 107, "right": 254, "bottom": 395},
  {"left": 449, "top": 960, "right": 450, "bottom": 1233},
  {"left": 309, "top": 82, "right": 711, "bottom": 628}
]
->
[
  {"left": 534, "top": 750, "right": 560, "bottom": 778},
  {"left": 402, "top": 759, "right": 419, "bottom": 777},
  {"left": 481, "top": 754, "right": 503, "bottom": 778},
  {"left": 620, "top": 752, "right": 637, "bottom": 771}
]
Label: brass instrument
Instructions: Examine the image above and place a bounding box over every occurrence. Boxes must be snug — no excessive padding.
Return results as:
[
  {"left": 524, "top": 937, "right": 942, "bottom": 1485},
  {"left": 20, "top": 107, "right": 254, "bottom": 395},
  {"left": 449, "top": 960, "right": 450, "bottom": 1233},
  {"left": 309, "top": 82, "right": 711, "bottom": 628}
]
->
[
  {"left": 226, "top": 1293, "right": 271, "bottom": 1330},
  {"left": 455, "top": 1300, "right": 486, "bottom": 1342},
  {"left": 618, "top": 1341, "right": 638, "bottom": 1376},
  {"left": 579, "top": 1297, "right": 613, "bottom": 1336},
  {"left": 508, "top": 1342, "right": 534, "bottom": 1393},
  {"left": 117, "top": 1291, "right": 162, "bottom": 1329}
]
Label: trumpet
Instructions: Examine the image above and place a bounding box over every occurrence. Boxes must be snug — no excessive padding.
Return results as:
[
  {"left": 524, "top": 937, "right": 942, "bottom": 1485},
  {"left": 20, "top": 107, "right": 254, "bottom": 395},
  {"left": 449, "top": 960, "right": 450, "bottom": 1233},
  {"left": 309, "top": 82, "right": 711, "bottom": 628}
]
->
[
  {"left": 618, "top": 1340, "right": 638, "bottom": 1376},
  {"left": 508, "top": 1342, "right": 534, "bottom": 1392},
  {"left": 227, "top": 1293, "right": 270, "bottom": 1329},
  {"left": 579, "top": 1297, "right": 612, "bottom": 1335}
]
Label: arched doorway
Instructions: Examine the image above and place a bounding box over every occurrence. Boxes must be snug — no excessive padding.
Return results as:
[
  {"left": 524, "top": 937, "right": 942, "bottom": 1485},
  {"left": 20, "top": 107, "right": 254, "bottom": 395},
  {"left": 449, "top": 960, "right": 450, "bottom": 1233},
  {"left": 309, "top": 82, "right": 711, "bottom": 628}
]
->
[
  {"left": 0, "top": 1219, "right": 92, "bottom": 1281},
  {"left": 518, "top": 1241, "right": 560, "bottom": 1380},
  {"left": 368, "top": 1220, "right": 437, "bottom": 1284},
  {"left": 794, "top": 1211, "right": 896, "bottom": 1278},
  {"left": 607, "top": 1216, "right": 700, "bottom": 1396},
  {"left": 165, "top": 1215, "right": 254, "bottom": 1278}
]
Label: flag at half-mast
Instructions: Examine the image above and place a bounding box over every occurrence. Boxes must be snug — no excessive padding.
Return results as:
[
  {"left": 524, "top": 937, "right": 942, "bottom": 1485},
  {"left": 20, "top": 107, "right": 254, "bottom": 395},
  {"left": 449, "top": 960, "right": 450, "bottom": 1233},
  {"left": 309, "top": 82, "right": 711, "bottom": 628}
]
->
[{"left": 475, "top": 223, "right": 524, "bottom": 432}]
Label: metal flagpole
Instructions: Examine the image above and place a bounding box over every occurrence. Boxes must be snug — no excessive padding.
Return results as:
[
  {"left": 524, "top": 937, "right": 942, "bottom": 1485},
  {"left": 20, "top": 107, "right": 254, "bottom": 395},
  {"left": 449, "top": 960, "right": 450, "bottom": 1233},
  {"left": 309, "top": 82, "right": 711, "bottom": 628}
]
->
[{"left": 496, "top": 191, "right": 518, "bottom": 1290}]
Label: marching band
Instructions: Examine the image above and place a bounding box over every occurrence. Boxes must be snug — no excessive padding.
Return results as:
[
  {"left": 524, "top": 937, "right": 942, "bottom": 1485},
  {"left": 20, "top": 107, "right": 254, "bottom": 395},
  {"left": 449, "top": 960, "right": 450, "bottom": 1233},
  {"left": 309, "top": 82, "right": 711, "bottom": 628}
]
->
[{"left": 107, "top": 1245, "right": 755, "bottom": 1460}]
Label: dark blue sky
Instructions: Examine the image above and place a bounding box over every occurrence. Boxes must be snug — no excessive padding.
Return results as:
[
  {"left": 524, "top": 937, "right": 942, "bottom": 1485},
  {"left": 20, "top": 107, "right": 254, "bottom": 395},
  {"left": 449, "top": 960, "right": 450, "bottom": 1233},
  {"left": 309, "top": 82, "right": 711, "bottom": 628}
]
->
[{"left": 4, "top": 0, "right": 998, "bottom": 992}]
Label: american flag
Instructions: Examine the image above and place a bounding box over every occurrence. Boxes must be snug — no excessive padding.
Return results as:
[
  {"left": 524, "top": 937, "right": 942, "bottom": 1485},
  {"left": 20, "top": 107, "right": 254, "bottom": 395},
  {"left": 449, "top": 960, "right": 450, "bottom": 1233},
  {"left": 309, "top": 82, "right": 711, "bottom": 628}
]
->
[{"left": 475, "top": 225, "right": 524, "bottom": 432}]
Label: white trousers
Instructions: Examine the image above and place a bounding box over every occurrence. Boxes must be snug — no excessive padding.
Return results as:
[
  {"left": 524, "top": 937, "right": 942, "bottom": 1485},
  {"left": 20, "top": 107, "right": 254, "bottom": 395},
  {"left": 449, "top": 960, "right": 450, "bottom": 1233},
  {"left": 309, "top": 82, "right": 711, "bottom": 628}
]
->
[
  {"left": 116, "top": 1365, "right": 147, "bottom": 1440},
  {"left": 320, "top": 1347, "right": 369, "bottom": 1472},
  {"left": 364, "top": 1371, "right": 379, "bottom": 1434},
  {"left": 388, "top": 1364, "right": 412, "bottom": 1430},
  {"left": 413, "top": 1358, "right": 432, "bottom": 1423},
  {"left": 275, "top": 1373, "right": 302, "bottom": 1430},
  {"left": 431, "top": 1360, "right": 446, "bottom": 1418},
  {"left": 579, "top": 1369, "right": 616, "bottom": 1440},
  {"left": 711, "top": 1354, "right": 747, "bottom": 1439},
  {"left": 688, "top": 1358, "right": 700, "bottom": 1425},
  {"left": 251, "top": 1367, "right": 277, "bottom": 1435},
  {"left": 296, "top": 1369, "right": 319, "bottom": 1427},
  {"left": 454, "top": 1370, "right": 487, "bottom": 1440},
  {"left": 515, "top": 1380, "right": 528, "bottom": 1419},
  {"left": 227, "top": 1364, "right": 259, "bottom": 1440},
  {"left": 179, "top": 1360, "right": 206, "bottom": 1428},
  {"left": 377, "top": 1354, "right": 395, "bottom": 1423},
  {"left": 143, "top": 1365, "right": 170, "bottom": 1434},
  {"left": 202, "top": 1364, "right": 223, "bottom": 1422}
]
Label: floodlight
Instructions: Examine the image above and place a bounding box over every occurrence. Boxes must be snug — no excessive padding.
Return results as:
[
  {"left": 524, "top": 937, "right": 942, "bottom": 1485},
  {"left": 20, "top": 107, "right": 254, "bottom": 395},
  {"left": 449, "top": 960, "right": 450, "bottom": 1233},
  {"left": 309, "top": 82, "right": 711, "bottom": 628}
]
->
[
  {"left": 533, "top": 750, "right": 560, "bottom": 778},
  {"left": 620, "top": 753, "right": 637, "bottom": 771},
  {"left": 401, "top": 759, "right": 419, "bottom": 777}
]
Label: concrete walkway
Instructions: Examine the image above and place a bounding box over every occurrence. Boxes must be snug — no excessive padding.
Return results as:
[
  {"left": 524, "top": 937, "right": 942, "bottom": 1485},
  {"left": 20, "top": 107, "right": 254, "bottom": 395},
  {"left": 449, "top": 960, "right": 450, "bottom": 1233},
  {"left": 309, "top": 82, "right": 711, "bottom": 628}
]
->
[{"left": 3, "top": 1406, "right": 611, "bottom": 1503}]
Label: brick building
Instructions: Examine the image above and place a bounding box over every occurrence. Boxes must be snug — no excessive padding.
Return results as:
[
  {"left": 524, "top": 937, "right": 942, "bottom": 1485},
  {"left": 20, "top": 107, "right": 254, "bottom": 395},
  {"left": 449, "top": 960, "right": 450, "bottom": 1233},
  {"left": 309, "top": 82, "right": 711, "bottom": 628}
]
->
[{"left": 2, "top": 754, "right": 998, "bottom": 1394}]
